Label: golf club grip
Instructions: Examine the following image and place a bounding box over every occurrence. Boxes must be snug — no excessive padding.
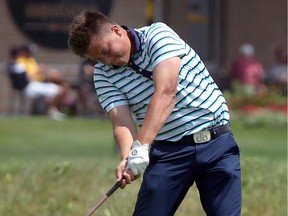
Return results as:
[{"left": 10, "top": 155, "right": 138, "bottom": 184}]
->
[{"left": 106, "top": 179, "right": 122, "bottom": 196}]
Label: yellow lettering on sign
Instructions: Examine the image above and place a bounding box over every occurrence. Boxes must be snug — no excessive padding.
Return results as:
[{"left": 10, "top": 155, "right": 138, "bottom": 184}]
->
[
  {"left": 186, "top": 13, "right": 208, "bottom": 24},
  {"left": 24, "top": 3, "right": 99, "bottom": 19}
]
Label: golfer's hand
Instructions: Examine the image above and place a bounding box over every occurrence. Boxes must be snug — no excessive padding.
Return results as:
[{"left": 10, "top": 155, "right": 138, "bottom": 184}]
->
[
  {"left": 127, "top": 140, "right": 150, "bottom": 175},
  {"left": 116, "top": 160, "right": 141, "bottom": 189}
]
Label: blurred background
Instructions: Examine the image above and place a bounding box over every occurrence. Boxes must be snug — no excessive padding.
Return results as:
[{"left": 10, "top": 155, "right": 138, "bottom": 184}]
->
[{"left": 0, "top": 0, "right": 287, "bottom": 117}]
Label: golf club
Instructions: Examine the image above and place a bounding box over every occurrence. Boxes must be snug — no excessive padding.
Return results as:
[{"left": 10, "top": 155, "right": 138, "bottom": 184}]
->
[{"left": 86, "top": 178, "right": 123, "bottom": 216}]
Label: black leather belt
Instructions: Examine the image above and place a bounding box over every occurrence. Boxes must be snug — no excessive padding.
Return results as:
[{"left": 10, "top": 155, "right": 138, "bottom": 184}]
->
[{"left": 154, "top": 123, "right": 231, "bottom": 145}]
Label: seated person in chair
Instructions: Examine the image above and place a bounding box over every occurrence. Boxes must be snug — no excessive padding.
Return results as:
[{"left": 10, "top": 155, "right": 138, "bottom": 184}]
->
[{"left": 8, "top": 45, "right": 68, "bottom": 120}]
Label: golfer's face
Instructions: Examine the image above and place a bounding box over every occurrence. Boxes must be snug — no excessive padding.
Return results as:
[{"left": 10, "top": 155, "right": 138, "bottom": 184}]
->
[{"left": 87, "top": 27, "right": 130, "bottom": 66}]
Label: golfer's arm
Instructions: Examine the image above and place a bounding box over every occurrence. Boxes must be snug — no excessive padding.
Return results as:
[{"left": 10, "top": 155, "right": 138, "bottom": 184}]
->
[
  {"left": 109, "top": 105, "right": 138, "bottom": 160},
  {"left": 136, "top": 57, "right": 180, "bottom": 145}
]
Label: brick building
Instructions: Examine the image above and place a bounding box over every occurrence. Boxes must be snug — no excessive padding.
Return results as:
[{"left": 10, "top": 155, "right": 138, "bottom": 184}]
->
[{"left": 0, "top": 0, "right": 286, "bottom": 114}]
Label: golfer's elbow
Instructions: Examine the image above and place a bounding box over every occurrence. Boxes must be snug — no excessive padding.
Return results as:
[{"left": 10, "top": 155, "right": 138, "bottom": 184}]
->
[{"left": 156, "top": 85, "right": 176, "bottom": 106}]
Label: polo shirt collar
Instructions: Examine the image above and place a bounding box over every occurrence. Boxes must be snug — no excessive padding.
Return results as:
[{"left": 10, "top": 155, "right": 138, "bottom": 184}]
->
[{"left": 121, "top": 25, "right": 142, "bottom": 56}]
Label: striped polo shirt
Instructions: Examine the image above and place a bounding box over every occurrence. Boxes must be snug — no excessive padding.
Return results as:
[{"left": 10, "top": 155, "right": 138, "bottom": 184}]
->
[{"left": 94, "top": 22, "right": 230, "bottom": 141}]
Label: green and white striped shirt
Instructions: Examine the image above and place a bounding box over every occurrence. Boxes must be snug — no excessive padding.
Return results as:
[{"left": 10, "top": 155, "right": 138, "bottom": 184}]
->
[{"left": 94, "top": 22, "right": 229, "bottom": 141}]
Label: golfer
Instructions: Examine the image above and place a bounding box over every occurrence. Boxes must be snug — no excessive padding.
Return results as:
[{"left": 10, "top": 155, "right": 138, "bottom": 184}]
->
[{"left": 68, "top": 10, "right": 241, "bottom": 216}]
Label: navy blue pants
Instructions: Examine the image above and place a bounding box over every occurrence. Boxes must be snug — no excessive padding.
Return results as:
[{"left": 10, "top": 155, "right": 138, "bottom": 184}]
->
[{"left": 133, "top": 132, "right": 241, "bottom": 216}]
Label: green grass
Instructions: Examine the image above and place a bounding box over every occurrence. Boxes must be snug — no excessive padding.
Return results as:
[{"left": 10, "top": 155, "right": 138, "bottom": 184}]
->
[{"left": 0, "top": 113, "right": 287, "bottom": 216}]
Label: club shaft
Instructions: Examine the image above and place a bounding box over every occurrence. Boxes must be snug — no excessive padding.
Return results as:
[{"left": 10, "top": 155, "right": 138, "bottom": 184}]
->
[
  {"left": 86, "top": 180, "right": 122, "bottom": 216},
  {"left": 86, "top": 195, "right": 108, "bottom": 216}
]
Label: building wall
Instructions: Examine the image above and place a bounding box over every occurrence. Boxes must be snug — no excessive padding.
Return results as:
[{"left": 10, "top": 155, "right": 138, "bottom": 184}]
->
[
  {"left": 224, "top": 0, "right": 287, "bottom": 69},
  {"left": 159, "top": 0, "right": 287, "bottom": 76}
]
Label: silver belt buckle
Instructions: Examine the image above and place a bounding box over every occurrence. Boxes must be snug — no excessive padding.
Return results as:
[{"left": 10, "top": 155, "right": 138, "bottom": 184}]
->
[{"left": 193, "top": 130, "right": 211, "bottom": 143}]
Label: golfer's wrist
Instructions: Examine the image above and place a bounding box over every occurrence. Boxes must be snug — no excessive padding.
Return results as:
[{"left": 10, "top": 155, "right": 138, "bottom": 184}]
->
[
  {"left": 133, "top": 140, "right": 150, "bottom": 147},
  {"left": 120, "top": 150, "right": 130, "bottom": 161},
  {"left": 121, "top": 154, "right": 129, "bottom": 161}
]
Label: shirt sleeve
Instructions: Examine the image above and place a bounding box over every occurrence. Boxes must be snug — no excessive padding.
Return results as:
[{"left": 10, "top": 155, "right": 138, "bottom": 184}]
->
[
  {"left": 94, "top": 66, "right": 129, "bottom": 113},
  {"left": 146, "top": 22, "right": 187, "bottom": 69}
]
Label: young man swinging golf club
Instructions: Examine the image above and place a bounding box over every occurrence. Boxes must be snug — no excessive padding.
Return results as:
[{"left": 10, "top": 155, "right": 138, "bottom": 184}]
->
[{"left": 68, "top": 10, "right": 242, "bottom": 216}]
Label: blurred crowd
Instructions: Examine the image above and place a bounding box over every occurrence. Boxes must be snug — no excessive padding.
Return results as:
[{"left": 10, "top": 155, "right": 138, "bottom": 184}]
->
[
  {"left": 228, "top": 43, "right": 287, "bottom": 96},
  {"left": 5, "top": 43, "right": 287, "bottom": 120},
  {"left": 6, "top": 44, "right": 105, "bottom": 120}
]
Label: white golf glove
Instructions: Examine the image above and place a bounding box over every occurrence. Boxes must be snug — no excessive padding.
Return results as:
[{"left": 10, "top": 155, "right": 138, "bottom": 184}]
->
[{"left": 127, "top": 140, "right": 150, "bottom": 176}]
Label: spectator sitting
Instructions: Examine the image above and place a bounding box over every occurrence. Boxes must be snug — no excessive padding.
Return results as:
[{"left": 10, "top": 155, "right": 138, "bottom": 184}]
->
[
  {"left": 230, "top": 43, "right": 265, "bottom": 95},
  {"left": 6, "top": 47, "right": 30, "bottom": 114},
  {"left": 265, "top": 47, "right": 287, "bottom": 95},
  {"left": 10, "top": 45, "right": 68, "bottom": 120},
  {"left": 77, "top": 58, "right": 96, "bottom": 115},
  {"left": 77, "top": 58, "right": 105, "bottom": 117}
]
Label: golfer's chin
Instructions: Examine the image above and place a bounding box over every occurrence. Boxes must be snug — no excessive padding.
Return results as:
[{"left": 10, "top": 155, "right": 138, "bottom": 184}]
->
[{"left": 113, "top": 60, "right": 129, "bottom": 67}]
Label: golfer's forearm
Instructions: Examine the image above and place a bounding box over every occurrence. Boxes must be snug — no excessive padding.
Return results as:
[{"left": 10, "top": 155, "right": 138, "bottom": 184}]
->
[
  {"left": 114, "top": 126, "right": 135, "bottom": 160},
  {"left": 137, "top": 91, "right": 175, "bottom": 145},
  {"left": 109, "top": 106, "right": 138, "bottom": 160},
  {"left": 135, "top": 57, "right": 179, "bottom": 145}
]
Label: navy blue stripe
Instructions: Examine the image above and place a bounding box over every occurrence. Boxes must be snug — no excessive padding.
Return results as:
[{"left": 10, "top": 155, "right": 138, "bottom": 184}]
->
[
  {"left": 97, "top": 89, "right": 122, "bottom": 99},
  {"left": 202, "top": 93, "right": 223, "bottom": 110},
  {"left": 190, "top": 82, "right": 217, "bottom": 106},
  {"left": 186, "top": 67, "right": 207, "bottom": 89},
  {"left": 152, "top": 48, "right": 183, "bottom": 64},
  {"left": 129, "top": 85, "right": 153, "bottom": 101},
  {"left": 147, "top": 29, "right": 178, "bottom": 53},
  {"left": 103, "top": 98, "right": 127, "bottom": 110},
  {"left": 176, "top": 75, "right": 213, "bottom": 106},
  {"left": 158, "top": 112, "right": 213, "bottom": 139},
  {"left": 149, "top": 35, "right": 178, "bottom": 56}
]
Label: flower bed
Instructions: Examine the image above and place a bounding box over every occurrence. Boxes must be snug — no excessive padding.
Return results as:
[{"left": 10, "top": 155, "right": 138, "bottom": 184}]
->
[{"left": 224, "top": 83, "right": 287, "bottom": 113}]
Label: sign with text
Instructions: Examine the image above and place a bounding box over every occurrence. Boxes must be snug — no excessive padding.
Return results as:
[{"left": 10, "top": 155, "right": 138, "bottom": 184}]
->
[{"left": 6, "top": 0, "right": 113, "bottom": 49}]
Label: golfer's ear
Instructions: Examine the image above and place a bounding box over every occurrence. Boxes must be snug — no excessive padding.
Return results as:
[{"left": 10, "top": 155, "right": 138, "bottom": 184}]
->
[{"left": 111, "top": 25, "right": 122, "bottom": 36}]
